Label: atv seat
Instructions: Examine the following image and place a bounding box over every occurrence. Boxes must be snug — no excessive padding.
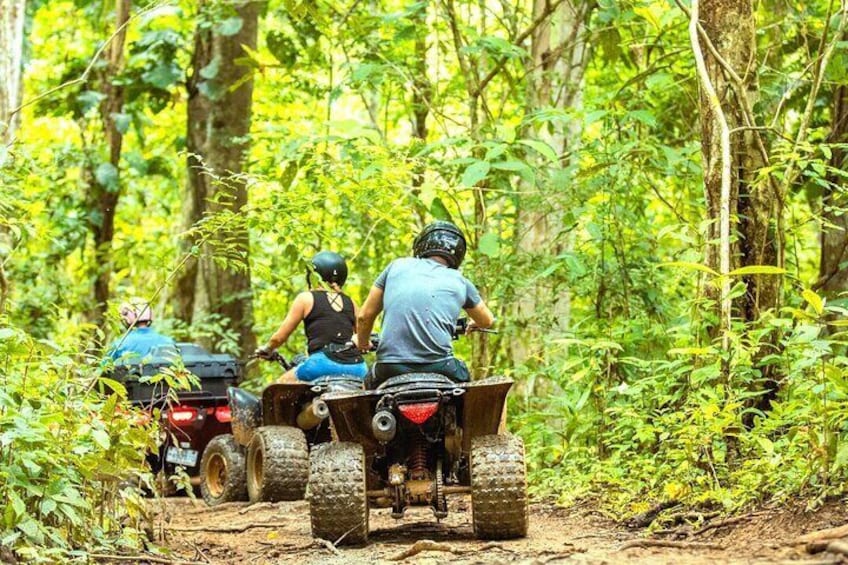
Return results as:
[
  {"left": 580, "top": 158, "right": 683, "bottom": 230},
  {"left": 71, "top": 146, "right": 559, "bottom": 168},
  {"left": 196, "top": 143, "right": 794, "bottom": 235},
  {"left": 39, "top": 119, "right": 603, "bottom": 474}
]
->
[
  {"left": 309, "top": 374, "right": 363, "bottom": 392},
  {"left": 376, "top": 373, "right": 459, "bottom": 392}
]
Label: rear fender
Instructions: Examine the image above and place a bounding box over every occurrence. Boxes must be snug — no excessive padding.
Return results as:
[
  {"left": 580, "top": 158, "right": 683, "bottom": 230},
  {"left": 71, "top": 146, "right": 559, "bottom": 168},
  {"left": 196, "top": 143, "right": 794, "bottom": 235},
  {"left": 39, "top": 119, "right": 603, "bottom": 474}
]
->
[
  {"left": 322, "top": 390, "right": 382, "bottom": 455},
  {"left": 260, "top": 382, "right": 313, "bottom": 427},
  {"left": 460, "top": 376, "right": 513, "bottom": 452},
  {"left": 228, "top": 387, "right": 261, "bottom": 447}
]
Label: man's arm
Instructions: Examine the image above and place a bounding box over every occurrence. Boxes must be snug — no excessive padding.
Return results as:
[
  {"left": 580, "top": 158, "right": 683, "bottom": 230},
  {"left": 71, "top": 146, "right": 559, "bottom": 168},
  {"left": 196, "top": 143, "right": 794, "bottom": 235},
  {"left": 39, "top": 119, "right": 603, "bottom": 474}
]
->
[
  {"left": 465, "top": 301, "right": 495, "bottom": 330},
  {"left": 356, "top": 286, "right": 384, "bottom": 351}
]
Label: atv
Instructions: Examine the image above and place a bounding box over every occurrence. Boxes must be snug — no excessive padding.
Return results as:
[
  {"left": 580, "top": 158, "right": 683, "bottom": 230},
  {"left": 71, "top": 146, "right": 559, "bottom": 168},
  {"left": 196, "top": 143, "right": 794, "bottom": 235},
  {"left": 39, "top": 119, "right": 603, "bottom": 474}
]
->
[
  {"left": 307, "top": 321, "right": 527, "bottom": 545},
  {"left": 200, "top": 351, "right": 363, "bottom": 506},
  {"left": 111, "top": 342, "right": 242, "bottom": 495}
]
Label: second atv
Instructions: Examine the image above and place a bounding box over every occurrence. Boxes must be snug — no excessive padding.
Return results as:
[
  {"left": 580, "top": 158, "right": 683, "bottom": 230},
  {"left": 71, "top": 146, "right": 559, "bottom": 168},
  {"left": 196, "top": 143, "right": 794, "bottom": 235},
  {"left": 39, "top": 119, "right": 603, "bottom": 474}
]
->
[{"left": 199, "top": 351, "right": 362, "bottom": 505}]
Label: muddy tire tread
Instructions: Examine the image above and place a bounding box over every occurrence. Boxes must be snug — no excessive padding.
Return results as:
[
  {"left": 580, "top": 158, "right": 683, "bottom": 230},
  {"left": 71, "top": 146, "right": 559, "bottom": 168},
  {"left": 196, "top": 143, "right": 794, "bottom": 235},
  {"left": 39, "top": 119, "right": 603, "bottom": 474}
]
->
[
  {"left": 308, "top": 442, "right": 368, "bottom": 545},
  {"left": 471, "top": 434, "right": 528, "bottom": 539},
  {"left": 200, "top": 434, "right": 248, "bottom": 505},
  {"left": 247, "top": 426, "right": 308, "bottom": 502}
]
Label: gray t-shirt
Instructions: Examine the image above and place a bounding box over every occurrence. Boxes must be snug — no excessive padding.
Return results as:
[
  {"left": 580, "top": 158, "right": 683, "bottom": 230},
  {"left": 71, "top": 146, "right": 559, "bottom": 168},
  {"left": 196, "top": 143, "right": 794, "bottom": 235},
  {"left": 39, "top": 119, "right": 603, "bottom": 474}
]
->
[{"left": 374, "top": 257, "right": 482, "bottom": 363}]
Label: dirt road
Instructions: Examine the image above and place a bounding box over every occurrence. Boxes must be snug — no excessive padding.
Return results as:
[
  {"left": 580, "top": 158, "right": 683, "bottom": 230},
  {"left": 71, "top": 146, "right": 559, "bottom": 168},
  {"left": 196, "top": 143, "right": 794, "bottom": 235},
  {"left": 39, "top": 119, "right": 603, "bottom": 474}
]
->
[{"left": 144, "top": 496, "right": 848, "bottom": 564}]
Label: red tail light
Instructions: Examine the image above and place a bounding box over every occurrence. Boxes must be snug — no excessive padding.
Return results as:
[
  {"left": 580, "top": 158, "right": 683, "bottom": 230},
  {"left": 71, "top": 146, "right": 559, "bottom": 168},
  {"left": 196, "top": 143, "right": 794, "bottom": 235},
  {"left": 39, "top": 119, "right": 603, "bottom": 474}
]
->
[
  {"left": 214, "top": 406, "right": 232, "bottom": 423},
  {"left": 397, "top": 402, "right": 439, "bottom": 425},
  {"left": 167, "top": 406, "right": 198, "bottom": 426}
]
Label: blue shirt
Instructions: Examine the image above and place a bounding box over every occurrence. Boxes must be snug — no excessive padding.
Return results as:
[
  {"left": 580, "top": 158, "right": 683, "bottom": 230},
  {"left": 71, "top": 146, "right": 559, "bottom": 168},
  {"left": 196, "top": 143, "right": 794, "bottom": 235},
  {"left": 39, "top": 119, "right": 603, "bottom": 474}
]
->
[
  {"left": 106, "top": 327, "right": 175, "bottom": 364},
  {"left": 374, "top": 257, "right": 481, "bottom": 363}
]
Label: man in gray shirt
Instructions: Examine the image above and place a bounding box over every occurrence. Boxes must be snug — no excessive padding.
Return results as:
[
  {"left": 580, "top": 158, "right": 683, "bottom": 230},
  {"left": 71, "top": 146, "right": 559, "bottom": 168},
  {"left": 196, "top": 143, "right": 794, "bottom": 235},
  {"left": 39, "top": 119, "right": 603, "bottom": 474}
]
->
[{"left": 357, "top": 221, "right": 495, "bottom": 386}]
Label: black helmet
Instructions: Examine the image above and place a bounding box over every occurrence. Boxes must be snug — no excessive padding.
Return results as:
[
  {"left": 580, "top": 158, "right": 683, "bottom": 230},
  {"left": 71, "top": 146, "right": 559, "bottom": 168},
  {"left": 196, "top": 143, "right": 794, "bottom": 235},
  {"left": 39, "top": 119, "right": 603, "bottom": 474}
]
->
[
  {"left": 310, "top": 251, "right": 348, "bottom": 286},
  {"left": 413, "top": 221, "right": 467, "bottom": 269}
]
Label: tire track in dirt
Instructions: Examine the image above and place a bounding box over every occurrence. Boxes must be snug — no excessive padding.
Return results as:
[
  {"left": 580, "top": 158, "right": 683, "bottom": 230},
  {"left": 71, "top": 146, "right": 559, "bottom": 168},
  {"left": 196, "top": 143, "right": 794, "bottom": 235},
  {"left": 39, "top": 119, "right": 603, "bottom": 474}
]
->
[{"left": 144, "top": 497, "right": 848, "bottom": 564}]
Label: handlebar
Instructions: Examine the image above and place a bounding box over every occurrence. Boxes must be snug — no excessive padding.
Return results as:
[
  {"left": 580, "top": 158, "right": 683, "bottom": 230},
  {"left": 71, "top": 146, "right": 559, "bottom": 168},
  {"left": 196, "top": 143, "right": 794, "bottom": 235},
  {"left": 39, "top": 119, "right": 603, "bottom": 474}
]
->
[{"left": 453, "top": 318, "right": 498, "bottom": 339}]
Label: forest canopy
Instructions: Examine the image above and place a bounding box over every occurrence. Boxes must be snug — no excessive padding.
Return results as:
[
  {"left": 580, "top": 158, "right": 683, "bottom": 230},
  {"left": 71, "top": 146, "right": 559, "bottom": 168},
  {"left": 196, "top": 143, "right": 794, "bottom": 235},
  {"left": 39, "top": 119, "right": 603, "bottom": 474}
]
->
[{"left": 2, "top": 0, "right": 848, "bottom": 559}]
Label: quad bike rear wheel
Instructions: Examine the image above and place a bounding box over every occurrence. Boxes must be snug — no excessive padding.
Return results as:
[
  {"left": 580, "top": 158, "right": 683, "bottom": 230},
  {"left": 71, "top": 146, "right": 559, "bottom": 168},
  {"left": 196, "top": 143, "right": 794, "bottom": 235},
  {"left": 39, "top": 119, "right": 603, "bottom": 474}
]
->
[
  {"left": 309, "top": 442, "right": 368, "bottom": 545},
  {"left": 246, "top": 426, "right": 308, "bottom": 502},
  {"left": 200, "top": 434, "right": 248, "bottom": 505},
  {"left": 470, "top": 434, "right": 528, "bottom": 539}
]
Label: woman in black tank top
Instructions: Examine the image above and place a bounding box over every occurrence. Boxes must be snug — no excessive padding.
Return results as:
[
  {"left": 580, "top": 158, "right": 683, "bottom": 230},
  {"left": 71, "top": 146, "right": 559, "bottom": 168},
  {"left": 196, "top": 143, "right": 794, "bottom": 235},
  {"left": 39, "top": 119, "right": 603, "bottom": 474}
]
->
[{"left": 255, "top": 252, "right": 368, "bottom": 382}]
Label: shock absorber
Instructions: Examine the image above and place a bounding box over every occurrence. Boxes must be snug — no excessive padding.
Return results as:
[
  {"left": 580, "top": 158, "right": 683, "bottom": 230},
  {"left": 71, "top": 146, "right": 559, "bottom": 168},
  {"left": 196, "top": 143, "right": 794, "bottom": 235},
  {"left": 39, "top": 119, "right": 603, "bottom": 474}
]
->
[{"left": 407, "top": 433, "right": 429, "bottom": 480}]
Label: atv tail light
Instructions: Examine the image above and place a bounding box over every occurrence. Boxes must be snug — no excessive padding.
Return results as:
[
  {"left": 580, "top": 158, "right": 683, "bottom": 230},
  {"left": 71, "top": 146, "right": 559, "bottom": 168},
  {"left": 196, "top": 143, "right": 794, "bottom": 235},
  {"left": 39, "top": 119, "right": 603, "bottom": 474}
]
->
[
  {"left": 397, "top": 402, "right": 439, "bottom": 425},
  {"left": 167, "top": 406, "right": 198, "bottom": 426},
  {"left": 214, "top": 406, "right": 232, "bottom": 423}
]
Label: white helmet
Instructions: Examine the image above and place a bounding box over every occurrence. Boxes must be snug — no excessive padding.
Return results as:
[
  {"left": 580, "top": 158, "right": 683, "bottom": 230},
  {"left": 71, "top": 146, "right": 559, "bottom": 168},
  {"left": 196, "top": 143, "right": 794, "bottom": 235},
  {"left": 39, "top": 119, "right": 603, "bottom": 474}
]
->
[{"left": 119, "top": 298, "right": 153, "bottom": 328}]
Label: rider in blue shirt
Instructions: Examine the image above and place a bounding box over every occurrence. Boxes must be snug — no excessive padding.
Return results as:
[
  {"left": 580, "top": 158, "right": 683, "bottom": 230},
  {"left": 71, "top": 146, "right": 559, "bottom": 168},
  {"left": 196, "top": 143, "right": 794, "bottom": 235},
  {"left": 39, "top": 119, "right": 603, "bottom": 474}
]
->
[{"left": 106, "top": 298, "right": 175, "bottom": 364}]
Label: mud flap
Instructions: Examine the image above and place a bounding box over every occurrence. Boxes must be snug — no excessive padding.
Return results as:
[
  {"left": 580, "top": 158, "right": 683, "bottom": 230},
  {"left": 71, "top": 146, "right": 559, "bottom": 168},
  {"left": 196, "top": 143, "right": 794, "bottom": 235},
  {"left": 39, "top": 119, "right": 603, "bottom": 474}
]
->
[{"left": 229, "top": 387, "right": 261, "bottom": 447}]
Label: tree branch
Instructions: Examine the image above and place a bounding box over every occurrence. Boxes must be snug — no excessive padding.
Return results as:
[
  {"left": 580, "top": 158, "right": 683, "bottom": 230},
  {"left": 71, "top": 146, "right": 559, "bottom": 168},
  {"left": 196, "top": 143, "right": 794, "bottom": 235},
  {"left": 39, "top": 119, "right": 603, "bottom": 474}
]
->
[{"left": 471, "top": 0, "right": 568, "bottom": 99}]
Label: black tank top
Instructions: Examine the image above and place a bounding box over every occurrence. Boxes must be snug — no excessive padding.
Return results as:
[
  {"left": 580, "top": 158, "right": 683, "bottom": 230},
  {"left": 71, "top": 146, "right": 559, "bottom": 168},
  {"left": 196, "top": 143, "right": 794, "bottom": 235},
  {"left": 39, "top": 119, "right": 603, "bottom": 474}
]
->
[{"left": 303, "top": 290, "right": 356, "bottom": 354}]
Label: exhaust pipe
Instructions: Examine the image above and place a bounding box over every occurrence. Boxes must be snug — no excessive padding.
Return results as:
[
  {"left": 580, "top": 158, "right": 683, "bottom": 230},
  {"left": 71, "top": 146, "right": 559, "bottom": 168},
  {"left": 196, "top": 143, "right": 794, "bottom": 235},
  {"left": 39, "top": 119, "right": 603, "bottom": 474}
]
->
[
  {"left": 296, "top": 398, "right": 330, "bottom": 430},
  {"left": 372, "top": 410, "right": 397, "bottom": 442}
]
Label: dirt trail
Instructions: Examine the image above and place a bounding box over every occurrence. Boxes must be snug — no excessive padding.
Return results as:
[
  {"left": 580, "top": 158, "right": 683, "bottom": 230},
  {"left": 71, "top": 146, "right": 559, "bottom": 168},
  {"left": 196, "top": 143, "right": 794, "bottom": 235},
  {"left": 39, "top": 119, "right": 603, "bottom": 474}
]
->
[{"left": 142, "top": 496, "right": 848, "bottom": 564}]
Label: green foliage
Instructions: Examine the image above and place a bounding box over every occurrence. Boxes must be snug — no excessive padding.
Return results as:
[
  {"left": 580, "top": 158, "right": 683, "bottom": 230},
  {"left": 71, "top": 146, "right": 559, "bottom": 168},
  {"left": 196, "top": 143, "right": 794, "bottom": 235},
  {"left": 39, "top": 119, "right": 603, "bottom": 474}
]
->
[
  {"left": 0, "top": 323, "right": 157, "bottom": 560},
  {"left": 4, "top": 0, "right": 848, "bottom": 554}
]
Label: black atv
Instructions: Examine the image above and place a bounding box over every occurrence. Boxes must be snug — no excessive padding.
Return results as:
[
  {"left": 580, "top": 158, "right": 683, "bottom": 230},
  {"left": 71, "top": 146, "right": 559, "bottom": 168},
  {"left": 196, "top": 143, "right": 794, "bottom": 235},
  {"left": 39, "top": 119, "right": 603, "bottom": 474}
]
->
[
  {"left": 307, "top": 321, "right": 527, "bottom": 545},
  {"left": 199, "top": 351, "right": 363, "bottom": 506}
]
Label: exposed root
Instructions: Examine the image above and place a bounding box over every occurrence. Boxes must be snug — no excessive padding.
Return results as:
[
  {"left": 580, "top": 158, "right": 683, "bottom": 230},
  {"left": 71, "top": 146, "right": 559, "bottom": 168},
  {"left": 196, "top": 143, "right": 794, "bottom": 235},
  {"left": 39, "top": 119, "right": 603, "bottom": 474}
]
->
[
  {"left": 89, "top": 553, "right": 208, "bottom": 564},
  {"left": 619, "top": 539, "right": 725, "bottom": 551},
  {"left": 807, "top": 539, "right": 848, "bottom": 557},
  {"left": 692, "top": 512, "right": 767, "bottom": 536},
  {"left": 314, "top": 537, "right": 342, "bottom": 556},
  {"left": 797, "top": 525, "right": 848, "bottom": 545},
  {"left": 166, "top": 522, "right": 288, "bottom": 533},
  {"left": 238, "top": 502, "right": 276, "bottom": 515},
  {"left": 388, "top": 540, "right": 463, "bottom": 561},
  {"left": 626, "top": 501, "right": 680, "bottom": 528}
]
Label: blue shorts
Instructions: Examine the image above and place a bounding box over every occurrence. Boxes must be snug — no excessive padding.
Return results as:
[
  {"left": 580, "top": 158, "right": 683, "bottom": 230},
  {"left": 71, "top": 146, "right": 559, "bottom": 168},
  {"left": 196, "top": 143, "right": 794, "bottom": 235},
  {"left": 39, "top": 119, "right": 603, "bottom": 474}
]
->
[{"left": 294, "top": 351, "right": 368, "bottom": 382}]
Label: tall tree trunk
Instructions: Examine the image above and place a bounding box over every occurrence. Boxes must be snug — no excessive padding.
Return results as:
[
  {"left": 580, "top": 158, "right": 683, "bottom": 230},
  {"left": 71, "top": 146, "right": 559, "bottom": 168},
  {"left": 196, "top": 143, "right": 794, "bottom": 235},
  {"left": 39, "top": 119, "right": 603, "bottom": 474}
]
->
[
  {"left": 175, "top": 0, "right": 259, "bottom": 355},
  {"left": 511, "top": 0, "right": 592, "bottom": 367},
  {"left": 698, "top": 0, "right": 777, "bottom": 321},
  {"left": 0, "top": 0, "right": 25, "bottom": 144},
  {"left": 696, "top": 0, "right": 782, "bottom": 423},
  {"left": 85, "top": 0, "right": 130, "bottom": 333},
  {"left": 818, "top": 85, "right": 848, "bottom": 295},
  {"left": 0, "top": 0, "right": 26, "bottom": 315}
]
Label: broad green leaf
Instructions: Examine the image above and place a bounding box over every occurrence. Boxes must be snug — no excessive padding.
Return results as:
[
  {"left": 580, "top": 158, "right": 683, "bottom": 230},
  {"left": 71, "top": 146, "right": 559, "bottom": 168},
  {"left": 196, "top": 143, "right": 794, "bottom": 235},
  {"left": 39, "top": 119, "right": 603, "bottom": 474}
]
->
[
  {"left": 199, "top": 55, "right": 221, "bottom": 80},
  {"left": 727, "top": 265, "right": 786, "bottom": 276},
  {"left": 99, "top": 377, "right": 126, "bottom": 397},
  {"left": 141, "top": 64, "right": 181, "bottom": 89},
  {"left": 518, "top": 139, "right": 558, "bottom": 162},
  {"left": 91, "top": 429, "right": 111, "bottom": 449},
  {"left": 803, "top": 288, "right": 824, "bottom": 316},
  {"left": 95, "top": 163, "right": 119, "bottom": 191},
  {"left": 461, "top": 160, "right": 490, "bottom": 187},
  {"left": 478, "top": 233, "right": 500, "bottom": 257},
  {"left": 660, "top": 261, "right": 719, "bottom": 277},
  {"left": 112, "top": 113, "right": 131, "bottom": 134},
  {"left": 216, "top": 16, "right": 243, "bottom": 36}
]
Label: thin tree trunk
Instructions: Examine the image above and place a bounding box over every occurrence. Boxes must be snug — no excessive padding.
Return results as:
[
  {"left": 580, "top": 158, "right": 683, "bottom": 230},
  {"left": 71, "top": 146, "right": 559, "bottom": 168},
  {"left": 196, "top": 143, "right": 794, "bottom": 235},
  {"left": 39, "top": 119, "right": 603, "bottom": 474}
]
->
[
  {"left": 0, "top": 0, "right": 25, "bottom": 144},
  {"left": 85, "top": 0, "right": 130, "bottom": 333},
  {"left": 0, "top": 0, "right": 26, "bottom": 315},
  {"left": 175, "top": 0, "right": 260, "bottom": 355},
  {"left": 511, "top": 0, "right": 592, "bottom": 368},
  {"left": 818, "top": 85, "right": 848, "bottom": 295}
]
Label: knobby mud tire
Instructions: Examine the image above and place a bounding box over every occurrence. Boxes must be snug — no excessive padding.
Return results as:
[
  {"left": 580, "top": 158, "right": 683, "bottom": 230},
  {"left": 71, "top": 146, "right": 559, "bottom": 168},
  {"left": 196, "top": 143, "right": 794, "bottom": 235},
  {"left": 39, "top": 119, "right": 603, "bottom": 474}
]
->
[
  {"left": 308, "top": 442, "right": 369, "bottom": 545},
  {"left": 246, "top": 426, "right": 308, "bottom": 502},
  {"left": 470, "top": 434, "right": 529, "bottom": 539},
  {"left": 200, "top": 434, "right": 248, "bottom": 506}
]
